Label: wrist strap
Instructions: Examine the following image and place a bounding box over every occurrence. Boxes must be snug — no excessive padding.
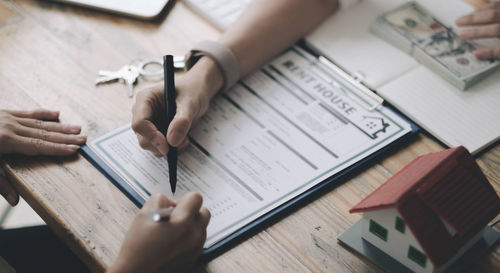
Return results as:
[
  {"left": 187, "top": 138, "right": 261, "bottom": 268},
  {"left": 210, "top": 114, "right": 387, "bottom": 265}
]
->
[{"left": 185, "top": 40, "right": 240, "bottom": 92}]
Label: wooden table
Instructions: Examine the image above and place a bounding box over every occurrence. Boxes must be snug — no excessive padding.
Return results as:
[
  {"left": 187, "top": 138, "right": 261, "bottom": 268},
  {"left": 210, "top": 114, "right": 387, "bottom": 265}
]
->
[{"left": 0, "top": 0, "right": 499, "bottom": 272}]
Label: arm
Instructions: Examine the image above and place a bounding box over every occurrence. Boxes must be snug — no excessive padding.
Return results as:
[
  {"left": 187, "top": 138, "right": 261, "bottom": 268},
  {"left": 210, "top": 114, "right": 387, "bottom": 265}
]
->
[
  {"left": 221, "top": 0, "right": 339, "bottom": 77},
  {"left": 132, "top": 0, "right": 338, "bottom": 156}
]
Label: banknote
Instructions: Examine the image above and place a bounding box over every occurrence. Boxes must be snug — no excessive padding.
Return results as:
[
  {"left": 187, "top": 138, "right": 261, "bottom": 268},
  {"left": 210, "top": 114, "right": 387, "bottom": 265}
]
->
[{"left": 371, "top": 2, "right": 499, "bottom": 89}]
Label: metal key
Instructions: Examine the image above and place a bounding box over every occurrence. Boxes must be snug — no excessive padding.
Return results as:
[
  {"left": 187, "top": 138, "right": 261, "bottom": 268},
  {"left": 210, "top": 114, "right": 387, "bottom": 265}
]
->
[
  {"left": 122, "top": 66, "right": 140, "bottom": 97},
  {"left": 95, "top": 65, "right": 140, "bottom": 97}
]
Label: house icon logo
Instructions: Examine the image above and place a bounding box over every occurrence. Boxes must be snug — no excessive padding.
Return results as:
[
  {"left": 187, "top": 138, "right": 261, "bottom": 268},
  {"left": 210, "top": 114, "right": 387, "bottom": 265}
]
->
[{"left": 360, "top": 116, "right": 390, "bottom": 139}]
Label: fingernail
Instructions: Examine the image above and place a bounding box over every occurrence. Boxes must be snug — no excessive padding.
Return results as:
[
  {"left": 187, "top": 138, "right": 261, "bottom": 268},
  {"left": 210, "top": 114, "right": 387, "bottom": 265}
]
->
[
  {"left": 69, "top": 125, "right": 82, "bottom": 133},
  {"left": 68, "top": 144, "right": 80, "bottom": 151},
  {"left": 7, "top": 193, "right": 18, "bottom": 206},
  {"left": 78, "top": 136, "right": 87, "bottom": 143},
  {"left": 170, "top": 131, "right": 184, "bottom": 147}
]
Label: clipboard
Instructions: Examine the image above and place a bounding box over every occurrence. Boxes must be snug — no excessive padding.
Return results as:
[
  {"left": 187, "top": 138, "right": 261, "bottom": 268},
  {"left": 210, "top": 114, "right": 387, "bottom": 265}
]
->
[
  {"left": 81, "top": 124, "right": 418, "bottom": 258},
  {"left": 80, "top": 45, "right": 420, "bottom": 258}
]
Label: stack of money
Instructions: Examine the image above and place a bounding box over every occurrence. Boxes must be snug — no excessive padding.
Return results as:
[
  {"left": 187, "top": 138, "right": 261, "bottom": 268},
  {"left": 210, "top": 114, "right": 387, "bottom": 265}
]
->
[{"left": 370, "top": 1, "right": 499, "bottom": 90}]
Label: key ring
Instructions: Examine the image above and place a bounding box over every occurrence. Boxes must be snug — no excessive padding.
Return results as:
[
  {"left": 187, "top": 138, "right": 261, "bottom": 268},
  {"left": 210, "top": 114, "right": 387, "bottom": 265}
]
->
[
  {"left": 137, "top": 59, "right": 163, "bottom": 77},
  {"left": 135, "top": 56, "right": 187, "bottom": 78}
]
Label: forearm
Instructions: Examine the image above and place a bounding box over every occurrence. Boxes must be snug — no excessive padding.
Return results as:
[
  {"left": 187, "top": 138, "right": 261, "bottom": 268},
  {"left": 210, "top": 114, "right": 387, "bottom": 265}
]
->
[
  {"left": 220, "top": 0, "right": 338, "bottom": 77},
  {"left": 192, "top": 0, "right": 338, "bottom": 100}
]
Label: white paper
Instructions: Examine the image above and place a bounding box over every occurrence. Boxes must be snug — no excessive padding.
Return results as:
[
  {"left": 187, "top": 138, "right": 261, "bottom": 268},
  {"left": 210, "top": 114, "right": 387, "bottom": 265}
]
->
[
  {"left": 378, "top": 65, "right": 500, "bottom": 154},
  {"left": 306, "top": 0, "right": 417, "bottom": 88},
  {"left": 90, "top": 48, "right": 412, "bottom": 247}
]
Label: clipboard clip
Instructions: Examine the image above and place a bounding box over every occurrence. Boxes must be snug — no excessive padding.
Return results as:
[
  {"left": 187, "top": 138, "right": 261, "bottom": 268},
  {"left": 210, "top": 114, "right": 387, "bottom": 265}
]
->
[{"left": 317, "top": 56, "right": 384, "bottom": 112}]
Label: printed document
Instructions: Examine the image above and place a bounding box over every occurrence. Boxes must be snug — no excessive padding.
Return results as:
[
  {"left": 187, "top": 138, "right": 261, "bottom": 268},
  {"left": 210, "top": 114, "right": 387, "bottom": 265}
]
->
[{"left": 89, "top": 48, "right": 412, "bottom": 247}]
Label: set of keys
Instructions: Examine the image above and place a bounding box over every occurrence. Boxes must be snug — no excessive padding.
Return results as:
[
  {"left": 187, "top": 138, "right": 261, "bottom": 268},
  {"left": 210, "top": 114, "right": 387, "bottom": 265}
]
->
[{"left": 95, "top": 56, "right": 185, "bottom": 97}]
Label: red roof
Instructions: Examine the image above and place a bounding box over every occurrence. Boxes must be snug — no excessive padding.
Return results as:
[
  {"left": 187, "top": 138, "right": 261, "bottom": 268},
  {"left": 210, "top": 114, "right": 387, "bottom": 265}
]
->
[{"left": 350, "top": 146, "right": 500, "bottom": 267}]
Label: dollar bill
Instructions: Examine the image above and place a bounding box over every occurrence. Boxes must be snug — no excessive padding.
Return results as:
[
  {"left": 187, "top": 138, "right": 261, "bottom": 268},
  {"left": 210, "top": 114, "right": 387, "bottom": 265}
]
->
[{"left": 370, "top": 2, "right": 499, "bottom": 90}]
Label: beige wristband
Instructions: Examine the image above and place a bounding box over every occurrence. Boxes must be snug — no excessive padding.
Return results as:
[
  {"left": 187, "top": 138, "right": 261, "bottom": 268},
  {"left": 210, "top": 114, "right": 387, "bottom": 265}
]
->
[{"left": 185, "top": 40, "right": 240, "bottom": 92}]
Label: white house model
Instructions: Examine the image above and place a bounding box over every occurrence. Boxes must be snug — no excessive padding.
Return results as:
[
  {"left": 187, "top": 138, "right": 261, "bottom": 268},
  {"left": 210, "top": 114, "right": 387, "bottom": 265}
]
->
[{"left": 349, "top": 147, "right": 500, "bottom": 273}]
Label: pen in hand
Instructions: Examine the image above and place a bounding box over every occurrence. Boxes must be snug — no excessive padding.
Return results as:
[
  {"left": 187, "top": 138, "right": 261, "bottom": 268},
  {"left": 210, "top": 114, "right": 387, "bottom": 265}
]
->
[{"left": 164, "top": 55, "right": 178, "bottom": 195}]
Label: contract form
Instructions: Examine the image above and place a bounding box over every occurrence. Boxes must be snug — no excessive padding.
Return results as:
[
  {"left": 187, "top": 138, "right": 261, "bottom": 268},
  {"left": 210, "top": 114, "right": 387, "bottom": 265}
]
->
[{"left": 88, "top": 48, "right": 413, "bottom": 247}]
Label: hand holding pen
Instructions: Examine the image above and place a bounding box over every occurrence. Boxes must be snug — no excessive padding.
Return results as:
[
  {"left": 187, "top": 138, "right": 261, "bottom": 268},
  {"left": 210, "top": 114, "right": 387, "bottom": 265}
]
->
[
  {"left": 108, "top": 193, "right": 211, "bottom": 273},
  {"left": 131, "top": 57, "right": 223, "bottom": 158}
]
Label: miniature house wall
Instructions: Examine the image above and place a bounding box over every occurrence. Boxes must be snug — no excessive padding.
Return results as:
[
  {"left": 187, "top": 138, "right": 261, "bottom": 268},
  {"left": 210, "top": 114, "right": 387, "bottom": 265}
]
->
[
  {"left": 361, "top": 208, "right": 485, "bottom": 273},
  {"left": 361, "top": 208, "right": 431, "bottom": 273}
]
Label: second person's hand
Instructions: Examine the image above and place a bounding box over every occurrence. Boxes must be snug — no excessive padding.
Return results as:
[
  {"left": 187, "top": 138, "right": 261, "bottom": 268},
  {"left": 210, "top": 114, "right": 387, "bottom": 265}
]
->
[
  {"left": 107, "top": 192, "right": 211, "bottom": 273},
  {"left": 132, "top": 57, "right": 223, "bottom": 156},
  {"left": 456, "top": 2, "right": 500, "bottom": 59},
  {"left": 0, "top": 108, "right": 87, "bottom": 206},
  {"left": 0, "top": 109, "right": 86, "bottom": 155}
]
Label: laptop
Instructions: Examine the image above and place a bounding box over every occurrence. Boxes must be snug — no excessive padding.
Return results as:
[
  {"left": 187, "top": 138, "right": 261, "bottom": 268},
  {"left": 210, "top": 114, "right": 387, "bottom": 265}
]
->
[{"left": 50, "top": 0, "right": 171, "bottom": 20}]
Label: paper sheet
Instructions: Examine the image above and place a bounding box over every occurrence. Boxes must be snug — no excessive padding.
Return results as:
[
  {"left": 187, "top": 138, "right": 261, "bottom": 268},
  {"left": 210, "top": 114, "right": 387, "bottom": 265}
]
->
[
  {"left": 378, "top": 65, "right": 500, "bottom": 154},
  {"left": 89, "top": 48, "right": 412, "bottom": 247}
]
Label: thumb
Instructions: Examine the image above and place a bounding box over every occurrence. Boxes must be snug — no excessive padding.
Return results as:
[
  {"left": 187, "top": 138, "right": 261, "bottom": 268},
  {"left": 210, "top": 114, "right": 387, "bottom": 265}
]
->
[{"left": 167, "top": 100, "right": 198, "bottom": 147}]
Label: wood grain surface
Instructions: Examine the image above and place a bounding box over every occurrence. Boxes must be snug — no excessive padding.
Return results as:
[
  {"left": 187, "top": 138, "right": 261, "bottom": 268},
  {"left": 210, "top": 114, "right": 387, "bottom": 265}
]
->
[{"left": 0, "top": 0, "right": 498, "bottom": 272}]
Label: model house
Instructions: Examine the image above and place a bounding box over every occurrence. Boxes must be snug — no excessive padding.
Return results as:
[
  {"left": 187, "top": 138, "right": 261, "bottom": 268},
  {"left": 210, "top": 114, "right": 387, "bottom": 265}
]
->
[{"left": 349, "top": 146, "right": 500, "bottom": 273}]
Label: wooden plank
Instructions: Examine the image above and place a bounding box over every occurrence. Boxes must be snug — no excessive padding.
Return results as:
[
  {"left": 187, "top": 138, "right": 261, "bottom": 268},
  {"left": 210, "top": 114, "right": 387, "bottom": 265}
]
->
[{"left": 0, "top": 0, "right": 498, "bottom": 272}]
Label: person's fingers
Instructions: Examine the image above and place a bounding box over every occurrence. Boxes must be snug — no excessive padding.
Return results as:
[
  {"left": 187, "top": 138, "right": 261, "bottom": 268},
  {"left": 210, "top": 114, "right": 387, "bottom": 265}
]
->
[
  {"left": 167, "top": 98, "right": 199, "bottom": 147},
  {"left": 143, "top": 193, "right": 176, "bottom": 210},
  {"left": 0, "top": 175, "right": 19, "bottom": 206},
  {"left": 16, "top": 126, "right": 86, "bottom": 145},
  {"left": 170, "top": 192, "right": 203, "bottom": 223},
  {"left": 456, "top": 9, "right": 500, "bottom": 26},
  {"left": 198, "top": 207, "right": 211, "bottom": 229},
  {"left": 474, "top": 47, "right": 500, "bottom": 59},
  {"left": 478, "top": 2, "right": 500, "bottom": 12},
  {"left": 135, "top": 133, "right": 165, "bottom": 157},
  {"left": 132, "top": 91, "right": 168, "bottom": 155},
  {"left": 12, "top": 135, "right": 80, "bottom": 156},
  {"left": 460, "top": 24, "right": 500, "bottom": 39},
  {"left": 6, "top": 109, "right": 60, "bottom": 121},
  {"left": 16, "top": 117, "right": 82, "bottom": 135}
]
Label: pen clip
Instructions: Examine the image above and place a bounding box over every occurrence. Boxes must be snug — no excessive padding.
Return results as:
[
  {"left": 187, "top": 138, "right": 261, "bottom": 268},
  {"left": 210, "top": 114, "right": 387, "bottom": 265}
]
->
[{"left": 317, "top": 56, "right": 384, "bottom": 112}]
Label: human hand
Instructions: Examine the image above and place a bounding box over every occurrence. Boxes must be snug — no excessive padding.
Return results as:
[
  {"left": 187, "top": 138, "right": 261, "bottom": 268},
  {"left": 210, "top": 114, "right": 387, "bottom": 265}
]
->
[
  {"left": 132, "top": 57, "right": 223, "bottom": 157},
  {"left": 0, "top": 168, "right": 18, "bottom": 206},
  {"left": 107, "top": 192, "right": 211, "bottom": 273},
  {"left": 456, "top": 3, "right": 500, "bottom": 59},
  {"left": 0, "top": 109, "right": 86, "bottom": 156}
]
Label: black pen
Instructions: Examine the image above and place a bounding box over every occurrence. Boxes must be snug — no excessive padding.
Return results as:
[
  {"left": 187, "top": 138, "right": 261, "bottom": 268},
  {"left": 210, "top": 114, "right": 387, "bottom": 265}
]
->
[{"left": 163, "top": 55, "right": 177, "bottom": 194}]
